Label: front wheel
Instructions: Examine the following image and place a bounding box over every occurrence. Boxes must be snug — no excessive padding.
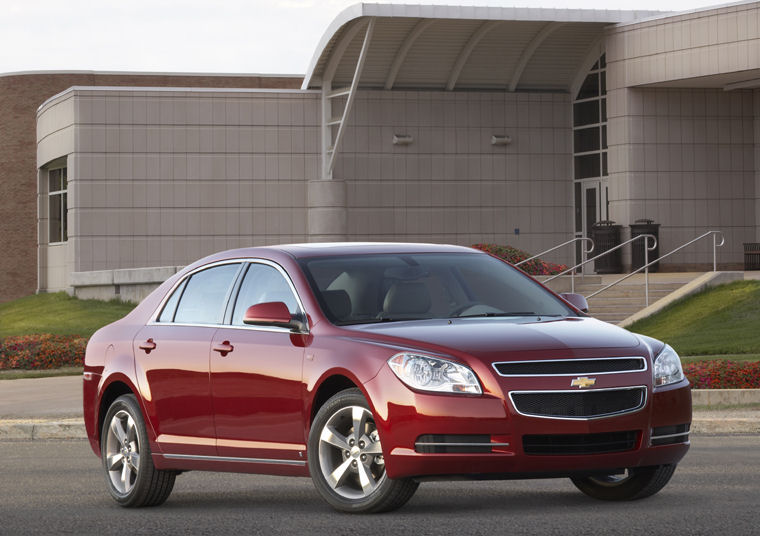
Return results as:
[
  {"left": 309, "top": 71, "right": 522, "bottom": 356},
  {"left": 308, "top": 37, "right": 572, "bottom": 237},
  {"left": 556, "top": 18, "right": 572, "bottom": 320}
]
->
[
  {"left": 308, "top": 388, "right": 418, "bottom": 513},
  {"left": 101, "top": 394, "right": 176, "bottom": 507},
  {"left": 570, "top": 464, "right": 677, "bottom": 501}
]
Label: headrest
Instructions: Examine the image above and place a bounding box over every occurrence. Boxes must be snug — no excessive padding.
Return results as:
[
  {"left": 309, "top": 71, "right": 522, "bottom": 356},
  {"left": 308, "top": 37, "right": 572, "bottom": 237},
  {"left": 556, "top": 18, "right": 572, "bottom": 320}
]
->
[
  {"left": 322, "top": 289, "right": 351, "bottom": 320},
  {"left": 383, "top": 282, "right": 431, "bottom": 315}
]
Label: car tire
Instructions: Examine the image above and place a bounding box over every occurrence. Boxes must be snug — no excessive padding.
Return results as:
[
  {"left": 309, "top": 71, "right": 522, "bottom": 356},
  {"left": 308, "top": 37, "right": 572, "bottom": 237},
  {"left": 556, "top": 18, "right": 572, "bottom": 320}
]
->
[
  {"left": 570, "top": 464, "right": 677, "bottom": 501},
  {"left": 308, "top": 388, "right": 418, "bottom": 513},
  {"left": 101, "top": 394, "right": 176, "bottom": 507}
]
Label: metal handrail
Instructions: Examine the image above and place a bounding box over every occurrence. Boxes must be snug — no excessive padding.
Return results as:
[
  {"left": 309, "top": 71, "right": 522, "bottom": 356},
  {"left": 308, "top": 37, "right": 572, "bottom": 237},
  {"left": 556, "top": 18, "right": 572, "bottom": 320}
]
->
[
  {"left": 586, "top": 230, "right": 725, "bottom": 306},
  {"left": 544, "top": 233, "right": 656, "bottom": 285},
  {"left": 515, "top": 237, "right": 594, "bottom": 294}
]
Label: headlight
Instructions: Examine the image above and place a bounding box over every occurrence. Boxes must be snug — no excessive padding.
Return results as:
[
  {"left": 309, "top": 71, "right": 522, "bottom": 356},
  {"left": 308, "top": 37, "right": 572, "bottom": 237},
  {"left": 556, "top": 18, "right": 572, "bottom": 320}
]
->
[
  {"left": 653, "top": 344, "right": 685, "bottom": 387},
  {"left": 388, "top": 353, "right": 482, "bottom": 394}
]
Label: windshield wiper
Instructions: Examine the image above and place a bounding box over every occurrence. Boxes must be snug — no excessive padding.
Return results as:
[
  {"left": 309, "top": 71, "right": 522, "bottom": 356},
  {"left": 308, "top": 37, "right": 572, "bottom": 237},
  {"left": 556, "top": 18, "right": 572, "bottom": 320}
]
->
[
  {"left": 455, "top": 312, "right": 536, "bottom": 318},
  {"left": 338, "top": 317, "right": 430, "bottom": 325}
]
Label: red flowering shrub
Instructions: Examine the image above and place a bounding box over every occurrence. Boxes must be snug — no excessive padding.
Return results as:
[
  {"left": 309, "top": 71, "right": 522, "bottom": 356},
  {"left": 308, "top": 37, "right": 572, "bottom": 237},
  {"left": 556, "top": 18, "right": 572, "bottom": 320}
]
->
[
  {"left": 683, "top": 360, "right": 760, "bottom": 389},
  {"left": 0, "top": 334, "right": 87, "bottom": 370},
  {"left": 472, "top": 243, "right": 568, "bottom": 276}
]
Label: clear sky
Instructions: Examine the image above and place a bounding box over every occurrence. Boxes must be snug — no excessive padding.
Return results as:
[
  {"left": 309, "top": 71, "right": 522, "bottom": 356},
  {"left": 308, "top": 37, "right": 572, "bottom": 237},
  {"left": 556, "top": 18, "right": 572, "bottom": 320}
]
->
[{"left": 1, "top": 0, "right": 729, "bottom": 76}]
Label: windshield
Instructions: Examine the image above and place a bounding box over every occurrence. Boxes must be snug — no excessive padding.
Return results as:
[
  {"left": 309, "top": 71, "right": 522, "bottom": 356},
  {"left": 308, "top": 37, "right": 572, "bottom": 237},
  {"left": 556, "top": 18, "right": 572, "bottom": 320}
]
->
[{"left": 299, "top": 252, "right": 574, "bottom": 326}]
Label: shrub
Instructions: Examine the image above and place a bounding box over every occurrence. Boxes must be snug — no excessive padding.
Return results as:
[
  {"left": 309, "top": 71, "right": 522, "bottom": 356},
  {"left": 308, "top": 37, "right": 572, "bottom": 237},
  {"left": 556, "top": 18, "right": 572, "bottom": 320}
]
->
[
  {"left": 0, "top": 334, "right": 87, "bottom": 370},
  {"left": 683, "top": 360, "right": 760, "bottom": 389},
  {"left": 472, "top": 243, "right": 568, "bottom": 276}
]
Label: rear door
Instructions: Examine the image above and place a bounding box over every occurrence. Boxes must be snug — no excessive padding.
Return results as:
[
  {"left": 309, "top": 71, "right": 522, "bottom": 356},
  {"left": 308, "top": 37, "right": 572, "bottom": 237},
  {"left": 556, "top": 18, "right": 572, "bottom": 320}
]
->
[{"left": 134, "top": 262, "right": 242, "bottom": 456}]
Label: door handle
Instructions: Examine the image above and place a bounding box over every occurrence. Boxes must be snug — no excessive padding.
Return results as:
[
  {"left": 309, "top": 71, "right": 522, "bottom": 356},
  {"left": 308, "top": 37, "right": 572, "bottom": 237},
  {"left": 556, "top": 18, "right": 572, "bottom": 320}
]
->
[
  {"left": 139, "top": 338, "right": 156, "bottom": 354},
  {"left": 213, "top": 341, "right": 234, "bottom": 357}
]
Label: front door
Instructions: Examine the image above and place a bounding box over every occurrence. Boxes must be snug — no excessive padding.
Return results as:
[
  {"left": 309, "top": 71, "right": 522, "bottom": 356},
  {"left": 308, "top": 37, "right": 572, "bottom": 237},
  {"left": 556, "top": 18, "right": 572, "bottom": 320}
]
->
[
  {"left": 578, "top": 181, "right": 605, "bottom": 273},
  {"left": 582, "top": 181, "right": 600, "bottom": 240},
  {"left": 210, "top": 261, "right": 306, "bottom": 462}
]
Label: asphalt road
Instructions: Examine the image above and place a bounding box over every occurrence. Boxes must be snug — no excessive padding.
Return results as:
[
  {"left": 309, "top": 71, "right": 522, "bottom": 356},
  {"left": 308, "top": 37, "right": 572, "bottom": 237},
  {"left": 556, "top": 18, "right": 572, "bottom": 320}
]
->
[{"left": 1, "top": 436, "right": 758, "bottom": 536}]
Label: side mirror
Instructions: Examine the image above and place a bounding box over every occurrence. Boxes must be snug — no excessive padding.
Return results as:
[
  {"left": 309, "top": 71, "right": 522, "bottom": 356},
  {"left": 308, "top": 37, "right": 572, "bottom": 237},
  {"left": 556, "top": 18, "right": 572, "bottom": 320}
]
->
[
  {"left": 559, "top": 293, "right": 589, "bottom": 314},
  {"left": 243, "top": 302, "right": 306, "bottom": 332}
]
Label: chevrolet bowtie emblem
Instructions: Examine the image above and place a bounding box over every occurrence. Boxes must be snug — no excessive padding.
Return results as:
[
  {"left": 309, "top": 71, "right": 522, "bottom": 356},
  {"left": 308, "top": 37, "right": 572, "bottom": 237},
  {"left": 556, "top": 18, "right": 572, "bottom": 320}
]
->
[{"left": 571, "top": 376, "right": 597, "bottom": 389}]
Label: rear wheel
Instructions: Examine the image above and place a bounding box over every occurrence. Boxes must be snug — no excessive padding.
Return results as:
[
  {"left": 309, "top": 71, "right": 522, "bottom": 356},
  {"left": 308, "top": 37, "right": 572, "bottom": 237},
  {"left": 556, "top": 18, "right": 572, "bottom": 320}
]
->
[
  {"left": 101, "top": 394, "right": 176, "bottom": 507},
  {"left": 570, "top": 464, "right": 677, "bottom": 501},
  {"left": 308, "top": 388, "right": 418, "bottom": 513}
]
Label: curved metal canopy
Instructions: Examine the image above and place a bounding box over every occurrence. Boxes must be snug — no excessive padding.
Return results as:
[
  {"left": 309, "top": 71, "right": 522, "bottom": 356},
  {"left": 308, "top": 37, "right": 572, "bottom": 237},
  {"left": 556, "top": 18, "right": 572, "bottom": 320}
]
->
[{"left": 303, "top": 3, "right": 663, "bottom": 93}]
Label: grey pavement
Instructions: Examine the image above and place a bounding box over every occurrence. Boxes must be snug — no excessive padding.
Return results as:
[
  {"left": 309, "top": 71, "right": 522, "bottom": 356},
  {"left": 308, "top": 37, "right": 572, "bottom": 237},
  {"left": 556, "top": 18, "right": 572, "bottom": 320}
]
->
[
  {"left": 0, "top": 374, "right": 758, "bottom": 440},
  {"left": 0, "top": 375, "right": 82, "bottom": 418},
  {"left": 1, "top": 436, "right": 759, "bottom": 534}
]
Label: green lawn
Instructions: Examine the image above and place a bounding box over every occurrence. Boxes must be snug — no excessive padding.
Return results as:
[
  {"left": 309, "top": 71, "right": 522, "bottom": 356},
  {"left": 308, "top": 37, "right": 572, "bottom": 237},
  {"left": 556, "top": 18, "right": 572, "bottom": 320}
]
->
[
  {"left": 627, "top": 280, "right": 760, "bottom": 358},
  {"left": 0, "top": 292, "right": 135, "bottom": 338}
]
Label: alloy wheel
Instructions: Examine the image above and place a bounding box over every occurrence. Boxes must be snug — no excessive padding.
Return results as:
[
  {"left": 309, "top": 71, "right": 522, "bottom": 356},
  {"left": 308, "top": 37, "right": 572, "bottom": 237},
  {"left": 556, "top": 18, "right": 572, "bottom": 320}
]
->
[
  {"left": 104, "top": 410, "right": 140, "bottom": 495},
  {"left": 317, "top": 405, "right": 386, "bottom": 499}
]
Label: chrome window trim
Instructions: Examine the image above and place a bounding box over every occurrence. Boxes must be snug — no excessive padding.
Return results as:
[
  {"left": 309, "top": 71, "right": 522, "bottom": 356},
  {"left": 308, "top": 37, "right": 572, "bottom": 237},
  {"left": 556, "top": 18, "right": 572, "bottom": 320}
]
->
[
  {"left": 162, "top": 453, "right": 306, "bottom": 467},
  {"left": 148, "top": 258, "right": 309, "bottom": 334},
  {"left": 508, "top": 385, "right": 648, "bottom": 421},
  {"left": 492, "top": 356, "right": 648, "bottom": 377}
]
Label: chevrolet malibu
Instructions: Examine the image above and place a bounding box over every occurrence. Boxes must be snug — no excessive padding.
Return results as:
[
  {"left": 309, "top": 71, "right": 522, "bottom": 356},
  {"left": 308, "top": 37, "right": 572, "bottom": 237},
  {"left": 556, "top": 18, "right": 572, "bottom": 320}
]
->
[{"left": 83, "top": 243, "right": 691, "bottom": 513}]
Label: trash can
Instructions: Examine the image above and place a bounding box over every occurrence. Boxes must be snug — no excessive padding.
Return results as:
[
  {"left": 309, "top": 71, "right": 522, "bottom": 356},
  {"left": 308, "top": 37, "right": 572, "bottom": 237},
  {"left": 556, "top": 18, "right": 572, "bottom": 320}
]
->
[
  {"left": 630, "top": 219, "right": 660, "bottom": 272},
  {"left": 591, "top": 221, "right": 623, "bottom": 274},
  {"left": 744, "top": 243, "right": 760, "bottom": 271}
]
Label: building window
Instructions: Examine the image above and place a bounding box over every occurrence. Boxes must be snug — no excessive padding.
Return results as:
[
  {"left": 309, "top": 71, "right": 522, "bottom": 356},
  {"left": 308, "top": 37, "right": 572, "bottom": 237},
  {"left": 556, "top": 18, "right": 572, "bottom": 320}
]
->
[
  {"left": 573, "top": 54, "right": 608, "bottom": 267},
  {"left": 49, "top": 167, "right": 68, "bottom": 243},
  {"left": 573, "top": 54, "right": 607, "bottom": 181}
]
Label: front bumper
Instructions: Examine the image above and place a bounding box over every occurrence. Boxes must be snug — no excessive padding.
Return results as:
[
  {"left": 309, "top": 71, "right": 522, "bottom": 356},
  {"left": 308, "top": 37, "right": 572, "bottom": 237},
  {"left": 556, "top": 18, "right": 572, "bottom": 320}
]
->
[{"left": 364, "top": 367, "right": 692, "bottom": 480}]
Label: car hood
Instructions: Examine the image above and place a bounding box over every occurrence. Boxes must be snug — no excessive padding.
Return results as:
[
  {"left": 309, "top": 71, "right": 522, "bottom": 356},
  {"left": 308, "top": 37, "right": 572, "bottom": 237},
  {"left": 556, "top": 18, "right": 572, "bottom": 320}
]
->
[{"left": 341, "top": 316, "right": 643, "bottom": 361}]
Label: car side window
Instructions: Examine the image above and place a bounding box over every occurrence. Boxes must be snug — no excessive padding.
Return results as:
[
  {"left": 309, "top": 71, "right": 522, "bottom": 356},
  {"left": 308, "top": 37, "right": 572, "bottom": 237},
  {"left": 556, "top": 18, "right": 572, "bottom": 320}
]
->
[
  {"left": 172, "top": 263, "right": 241, "bottom": 325},
  {"left": 231, "top": 263, "right": 299, "bottom": 326},
  {"left": 157, "top": 279, "right": 187, "bottom": 322}
]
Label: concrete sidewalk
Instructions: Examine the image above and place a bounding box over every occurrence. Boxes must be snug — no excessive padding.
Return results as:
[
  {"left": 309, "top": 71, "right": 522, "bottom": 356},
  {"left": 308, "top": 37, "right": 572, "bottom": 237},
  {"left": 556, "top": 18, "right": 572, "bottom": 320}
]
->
[{"left": 1, "top": 375, "right": 758, "bottom": 441}]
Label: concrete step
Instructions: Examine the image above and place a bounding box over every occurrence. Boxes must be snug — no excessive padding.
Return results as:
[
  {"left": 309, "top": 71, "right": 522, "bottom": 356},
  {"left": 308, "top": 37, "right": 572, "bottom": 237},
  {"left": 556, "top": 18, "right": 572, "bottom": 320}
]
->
[
  {"left": 575, "top": 272, "right": 706, "bottom": 325},
  {"left": 584, "top": 289, "right": 678, "bottom": 300}
]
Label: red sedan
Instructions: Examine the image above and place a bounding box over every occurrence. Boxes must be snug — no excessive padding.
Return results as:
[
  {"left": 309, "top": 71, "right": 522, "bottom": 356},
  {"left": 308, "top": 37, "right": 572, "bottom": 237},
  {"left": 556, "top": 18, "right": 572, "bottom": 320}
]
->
[{"left": 83, "top": 243, "right": 691, "bottom": 512}]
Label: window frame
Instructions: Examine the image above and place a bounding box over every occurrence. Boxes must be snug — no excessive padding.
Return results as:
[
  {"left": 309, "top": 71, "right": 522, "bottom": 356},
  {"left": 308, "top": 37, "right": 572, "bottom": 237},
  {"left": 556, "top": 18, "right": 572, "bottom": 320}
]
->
[
  {"left": 48, "top": 166, "right": 68, "bottom": 244},
  {"left": 149, "top": 259, "right": 308, "bottom": 334}
]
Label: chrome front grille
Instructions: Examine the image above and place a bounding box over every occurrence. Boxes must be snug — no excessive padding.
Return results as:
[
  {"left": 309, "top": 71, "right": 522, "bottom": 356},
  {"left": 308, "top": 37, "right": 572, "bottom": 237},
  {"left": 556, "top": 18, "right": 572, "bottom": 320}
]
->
[
  {"left": 493, "top": 357, "right": 646, "bottom": 376},
  {"left": 509, "top": 387, "right": 647, "bottom": 420}
]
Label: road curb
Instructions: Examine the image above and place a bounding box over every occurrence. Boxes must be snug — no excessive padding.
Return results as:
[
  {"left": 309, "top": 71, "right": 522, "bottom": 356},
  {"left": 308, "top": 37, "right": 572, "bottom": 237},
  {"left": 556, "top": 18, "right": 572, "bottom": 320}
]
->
[
  {"left": 1, "top": 416, "right": 757, "bottom": 441},
  {"left": 0, "top": 419, "right": 85, "bottom": 441},
  {"left": 692, "top": 389, "right": 760, "bottom": 406},
  {"left": 691, "top": 418, "right": 760, "bottom": 435}
]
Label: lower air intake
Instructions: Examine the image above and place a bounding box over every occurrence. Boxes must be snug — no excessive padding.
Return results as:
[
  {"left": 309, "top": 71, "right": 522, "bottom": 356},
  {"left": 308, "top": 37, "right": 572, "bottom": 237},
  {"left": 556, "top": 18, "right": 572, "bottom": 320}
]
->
[{"left": 523, "top": 431, "right": 639, "bottom": 455}]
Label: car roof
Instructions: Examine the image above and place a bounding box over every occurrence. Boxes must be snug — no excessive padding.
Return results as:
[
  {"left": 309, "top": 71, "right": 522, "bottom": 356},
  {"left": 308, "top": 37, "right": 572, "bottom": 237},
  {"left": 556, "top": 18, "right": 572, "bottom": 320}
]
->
[
  {"left": 273, "top": 242, "right": 476, "bottom": 258},
  {"left": 194, "top": 242, "right": 478, "bottom": 263}
]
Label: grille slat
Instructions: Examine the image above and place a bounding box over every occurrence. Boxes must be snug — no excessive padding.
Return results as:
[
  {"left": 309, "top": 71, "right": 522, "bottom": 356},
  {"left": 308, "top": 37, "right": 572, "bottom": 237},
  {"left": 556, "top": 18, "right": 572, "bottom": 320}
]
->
[
  {"left": 494, "top": 358, "right": 645, "bottom": 376},
  {"left": 523, "top": 431, "right": 638, "bottom": 455},
  {"left": 510, "top": 388, "right": 646, "bottom": 419}
]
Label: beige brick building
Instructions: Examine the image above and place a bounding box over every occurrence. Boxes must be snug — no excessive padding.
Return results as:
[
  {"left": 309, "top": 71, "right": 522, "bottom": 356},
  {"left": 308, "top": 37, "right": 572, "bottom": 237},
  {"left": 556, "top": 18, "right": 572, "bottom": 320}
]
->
[
  {"left": 1, "top": 72, "right": 301, "bottom": 302},
  {"left": 26, "top": 3, "right": 760, "bottom": 299}
]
